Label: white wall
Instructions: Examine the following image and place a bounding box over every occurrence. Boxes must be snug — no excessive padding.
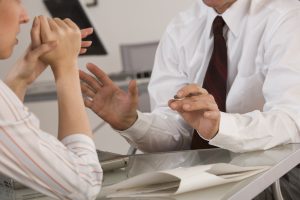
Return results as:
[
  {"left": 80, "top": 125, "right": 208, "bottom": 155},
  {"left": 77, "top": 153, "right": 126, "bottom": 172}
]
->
[{"left": 0, "top": 0, "right": 196, "bottom": 154}]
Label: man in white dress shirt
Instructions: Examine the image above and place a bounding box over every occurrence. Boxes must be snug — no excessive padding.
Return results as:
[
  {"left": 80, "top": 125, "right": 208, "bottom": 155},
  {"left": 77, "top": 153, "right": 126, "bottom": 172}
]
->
[
  {"left": 80, "top": 0, "right": 300, "bottom": 199},
  {"left": 0, "top": 0, "right": 102, "bottom": 199}
]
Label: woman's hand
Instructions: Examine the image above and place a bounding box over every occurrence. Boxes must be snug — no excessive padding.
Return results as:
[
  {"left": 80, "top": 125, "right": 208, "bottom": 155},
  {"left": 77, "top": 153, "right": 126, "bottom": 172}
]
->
[
  {"left": 4, "top": 16, "right": 94, "bottom": 101},
  {"left": 39, "top": 16, "right": 81, "bottom": 75}
]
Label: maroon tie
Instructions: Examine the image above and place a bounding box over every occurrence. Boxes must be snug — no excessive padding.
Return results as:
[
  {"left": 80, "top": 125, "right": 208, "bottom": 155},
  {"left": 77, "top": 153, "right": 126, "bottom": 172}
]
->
[{"left": 191, "top": 16, "right": 227, "bottom": 150}]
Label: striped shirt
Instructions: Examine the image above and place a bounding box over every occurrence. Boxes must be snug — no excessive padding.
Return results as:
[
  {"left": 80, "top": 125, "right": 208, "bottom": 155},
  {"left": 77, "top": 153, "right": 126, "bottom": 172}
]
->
[{"left": 0, "top": 80, "right": 102, "bottom": 200}]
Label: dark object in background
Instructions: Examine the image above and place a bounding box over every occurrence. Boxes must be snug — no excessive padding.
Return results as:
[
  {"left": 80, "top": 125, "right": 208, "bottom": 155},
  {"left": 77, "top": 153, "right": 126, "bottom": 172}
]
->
[
  {"left": 86, "top": 0, "right": 98, "bottom": 7},
  {"left": 43, "top": 0, "right": 107, "bottom": 56}
]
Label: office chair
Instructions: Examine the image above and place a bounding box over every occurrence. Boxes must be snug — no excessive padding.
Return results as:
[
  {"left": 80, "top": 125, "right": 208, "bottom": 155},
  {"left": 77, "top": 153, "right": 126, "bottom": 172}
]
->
[
  {"left": 120, "top": 41, "right": 159, "bottom": 113},
  {"left": 119, "top": 41, "right": 159, "bottom": 155}
]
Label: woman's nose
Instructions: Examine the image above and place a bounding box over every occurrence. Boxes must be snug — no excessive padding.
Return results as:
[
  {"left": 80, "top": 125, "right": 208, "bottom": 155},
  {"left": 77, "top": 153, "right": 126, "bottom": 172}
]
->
[{"left": 20, "top": 7, "right": 30, "bottom": 24}]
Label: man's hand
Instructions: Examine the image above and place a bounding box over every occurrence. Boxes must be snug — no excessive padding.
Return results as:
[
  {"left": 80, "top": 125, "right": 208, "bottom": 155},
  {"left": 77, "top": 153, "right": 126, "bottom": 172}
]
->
[
  {"left": 79, "top": 63, "right": 139, "bottom": 130},
  {"left": 168, "top": 84, "right": 221, "bottom": 140}
]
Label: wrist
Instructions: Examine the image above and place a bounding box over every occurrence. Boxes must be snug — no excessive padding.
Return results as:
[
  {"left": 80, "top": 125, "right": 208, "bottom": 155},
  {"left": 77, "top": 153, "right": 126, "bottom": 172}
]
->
[
  {"left": 112, "top": 112, "right": 138, "bottom": 131},
  {"left": 4, "top": 76, "right": 28, "bottom": 101},
  {"left": 51, "top": 61, "right": 78, "bottom": 79}
]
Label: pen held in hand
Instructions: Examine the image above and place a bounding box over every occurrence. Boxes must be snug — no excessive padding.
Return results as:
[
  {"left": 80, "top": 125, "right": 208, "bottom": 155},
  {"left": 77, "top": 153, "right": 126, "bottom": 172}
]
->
[{"left": 173, "top": 92, "right": 202, "bottom": 101}]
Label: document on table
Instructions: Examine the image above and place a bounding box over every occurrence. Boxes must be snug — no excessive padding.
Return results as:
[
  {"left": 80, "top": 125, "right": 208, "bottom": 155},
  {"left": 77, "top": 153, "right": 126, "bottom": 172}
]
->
[{"left": 105, "top": 163, "right": 270, "bottom": 197}]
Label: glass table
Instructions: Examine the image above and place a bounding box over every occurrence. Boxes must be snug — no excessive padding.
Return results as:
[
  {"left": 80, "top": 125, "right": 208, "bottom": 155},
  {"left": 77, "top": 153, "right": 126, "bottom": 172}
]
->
[
  {"left": 99, "top": 144, "right": 300, "bottom": 200},
  {"left": 2, "top": 144, "right": 300, "bottom": 200}
]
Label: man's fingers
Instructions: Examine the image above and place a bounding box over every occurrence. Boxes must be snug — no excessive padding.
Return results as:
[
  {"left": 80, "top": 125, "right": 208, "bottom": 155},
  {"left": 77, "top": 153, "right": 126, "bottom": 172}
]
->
[
  {"left": 182, "top": 101, "right": 218, "bottom": 112},
  {"left": 128, "top": 80, "right": 138, "bottom": 99},
  {"left": 176, "top": 84, "right": 208, "bottom": 99},
  {"left": 31, "top": 17, "right": 42, "bottom": 48},
  {"left": 203, "top": 110, "right": 220, "bottom": 120},
  {"left": 169, "top": 94, "right": 218, "bottom": 112},
  {"left": 79, "top": 70, "right": 102, "bottom": 91},
  {"left": 81, "top": 82, "right": 96, "bottom": 98},
  {"left": 86, "top": 63, "right": 114, "bottom": 86},
  {"left": 84, "top": 98, "right": 93, "bottom": 109},
  {"left": 81, "top": 27, "right": 94, "bottom": 39}
]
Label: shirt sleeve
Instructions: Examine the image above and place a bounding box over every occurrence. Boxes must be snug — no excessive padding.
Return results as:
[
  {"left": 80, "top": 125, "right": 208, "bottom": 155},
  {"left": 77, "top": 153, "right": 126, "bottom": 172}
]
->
[
  {"left": 0, "top": 81, "right": 102, "bottom": 200},
  {"left": 210, "top": 10, "right": 300, "bottom": 152},
  {"left": 118, "top": 27, "right": 194, "bottom": 153}
]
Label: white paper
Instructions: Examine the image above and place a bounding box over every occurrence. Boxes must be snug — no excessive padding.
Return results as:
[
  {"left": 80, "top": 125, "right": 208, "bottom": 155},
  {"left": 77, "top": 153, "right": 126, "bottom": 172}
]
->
[{"left": 105, "top": 163, "right": 270, "bottom": 197}]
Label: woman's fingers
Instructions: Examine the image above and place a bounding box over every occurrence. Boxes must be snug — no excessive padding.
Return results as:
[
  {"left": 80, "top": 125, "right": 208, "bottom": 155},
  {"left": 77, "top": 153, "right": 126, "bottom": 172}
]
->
[
  {"left": 28, "top": 41, "right": 57, "bottom": 62},
  {"left": 63, "top": 18, "right": 78, "bottom": 29},
  {"left": 30, "top": 17, "right": 42, "bottom": 48},
  {"left": 81, "top": 27, "right": 94, "bottom": 39},
  {"left": 80, "top": 48, "right": 87, "bottom": 54},
  {"left": 39, "top": 16, "right": 52, "bottom": 42},
  {"left": 81, "top": 41, "right": 92, "bottom": 48},
  {"left": 53, "top": 18, "right": 68, "bottom": 29}
]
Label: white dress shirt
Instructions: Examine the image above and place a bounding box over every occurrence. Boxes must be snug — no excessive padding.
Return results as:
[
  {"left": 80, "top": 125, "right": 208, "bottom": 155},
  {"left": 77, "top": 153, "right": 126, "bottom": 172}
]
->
[
  {"left": 119, "top": 0, "right": 300, "bottom": 153},
  {"left": 0, "top": 80, "right": 102, "bottom": 200}
]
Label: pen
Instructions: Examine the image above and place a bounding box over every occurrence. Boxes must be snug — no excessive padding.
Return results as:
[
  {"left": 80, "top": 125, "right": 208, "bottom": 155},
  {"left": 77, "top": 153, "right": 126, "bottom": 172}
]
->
[{"left": 173, "top": 92, "right": 202, "bottom": 101}]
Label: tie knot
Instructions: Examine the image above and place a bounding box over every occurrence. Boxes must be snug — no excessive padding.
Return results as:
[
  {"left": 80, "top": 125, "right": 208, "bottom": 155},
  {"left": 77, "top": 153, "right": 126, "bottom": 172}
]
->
[{"left": 212, "top": 16, "right": 226, "bottom": 36}]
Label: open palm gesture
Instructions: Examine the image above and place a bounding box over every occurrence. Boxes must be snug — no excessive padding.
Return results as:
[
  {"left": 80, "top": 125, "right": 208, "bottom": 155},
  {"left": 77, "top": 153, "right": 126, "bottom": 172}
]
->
[{"left": 80, "top": 63, "right": 139, "bottom": 130}]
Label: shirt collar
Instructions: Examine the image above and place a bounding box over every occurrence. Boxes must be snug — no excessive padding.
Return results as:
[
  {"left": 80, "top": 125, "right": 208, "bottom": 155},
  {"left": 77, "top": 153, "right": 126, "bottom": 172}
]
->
[
  {"left": 204, "top": 0, "right": 250, "bottom": 38},
  {"left": 222, "top": 0, "right": 250, "bottom": 37}
]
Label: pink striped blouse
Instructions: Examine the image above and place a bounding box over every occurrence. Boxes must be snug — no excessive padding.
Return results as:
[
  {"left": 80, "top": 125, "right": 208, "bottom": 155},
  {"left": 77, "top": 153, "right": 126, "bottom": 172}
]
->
[{"left": 0, "top": 80, "right": 102, "bottom": 200}]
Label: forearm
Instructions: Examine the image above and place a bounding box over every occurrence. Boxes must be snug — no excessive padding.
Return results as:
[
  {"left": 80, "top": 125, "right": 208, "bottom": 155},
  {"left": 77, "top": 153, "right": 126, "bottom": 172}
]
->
[
  {"left": 4, "top": 76, "right": 27, "bottom": 102},
  {"left": 54, "top": 66, "right": 92, "bottom": 140},
  {"left": 210, "top": 111, "right": 300, "bottom": 152},
  {"left": 119, "top": 110, "right": 193, "bottom": 152},
  {"left": 0, "top": 81, "right": 102, "bottom": 199}
]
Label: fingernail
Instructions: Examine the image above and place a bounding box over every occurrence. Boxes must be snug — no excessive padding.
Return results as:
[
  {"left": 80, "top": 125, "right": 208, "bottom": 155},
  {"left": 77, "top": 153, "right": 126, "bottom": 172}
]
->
[
  {"left": 177, "top": 91, "right": 183, "bottom": 97},
  {"left": 33, "top": 16, "right": 38, "bottom": 27},
  {"left": 170, "top": 103, "right": 177, "bottom": 109}
]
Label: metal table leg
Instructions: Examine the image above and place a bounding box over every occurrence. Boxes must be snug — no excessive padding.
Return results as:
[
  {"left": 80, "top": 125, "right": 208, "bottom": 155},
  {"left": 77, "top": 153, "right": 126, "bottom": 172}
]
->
[{"left": 272, "top": 179, "right": 284, "bottom": 200}]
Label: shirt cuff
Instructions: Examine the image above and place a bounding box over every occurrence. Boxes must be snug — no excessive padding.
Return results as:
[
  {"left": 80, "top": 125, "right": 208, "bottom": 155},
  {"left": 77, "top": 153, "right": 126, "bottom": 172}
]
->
[
  {"left": 61, "top": 134, "right": 96, "bottom": 152},
  {"left": 117, "top": 111, "right": 152, "bottom": 142},
  {"left": 209, "top": 112, "right": 238, "bottom": 147}
]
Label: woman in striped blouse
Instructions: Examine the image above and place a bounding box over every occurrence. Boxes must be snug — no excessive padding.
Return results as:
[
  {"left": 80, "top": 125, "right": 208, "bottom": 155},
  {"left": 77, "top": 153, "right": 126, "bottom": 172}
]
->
[{"left": 0, "top": 0, "right": 102, "bottom": 199}]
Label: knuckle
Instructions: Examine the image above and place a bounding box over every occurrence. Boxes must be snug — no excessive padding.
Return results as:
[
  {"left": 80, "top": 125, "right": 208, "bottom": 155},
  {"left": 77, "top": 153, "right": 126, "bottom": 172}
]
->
[
  {"left": 208, "top": 94, "right": 215, "bottom": 101},
  {"left": 64, "top": 18, "right": 71, "bottom": 22}
]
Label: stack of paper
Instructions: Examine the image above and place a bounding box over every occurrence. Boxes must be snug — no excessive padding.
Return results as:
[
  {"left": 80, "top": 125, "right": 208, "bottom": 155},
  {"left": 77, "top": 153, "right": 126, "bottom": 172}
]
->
[{"left": 105, "top": 163, "right": 270, "bottom": 197}]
